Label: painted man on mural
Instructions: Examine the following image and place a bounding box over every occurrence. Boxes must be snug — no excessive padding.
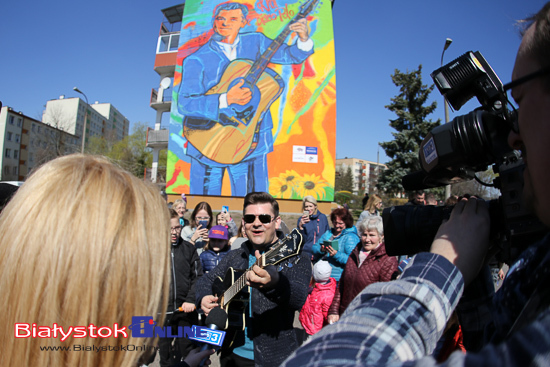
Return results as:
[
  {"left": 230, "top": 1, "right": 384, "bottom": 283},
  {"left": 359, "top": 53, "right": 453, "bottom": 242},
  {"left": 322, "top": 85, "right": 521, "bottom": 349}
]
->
[{"left": 177, "top": 1, "right": 315, "bottom": 196}]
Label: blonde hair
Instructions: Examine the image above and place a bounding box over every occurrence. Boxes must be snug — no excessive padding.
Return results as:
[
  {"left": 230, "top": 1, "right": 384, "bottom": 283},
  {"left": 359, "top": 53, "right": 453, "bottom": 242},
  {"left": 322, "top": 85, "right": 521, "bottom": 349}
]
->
[
  {"left": 0, "top": 155, "right": 171, "bottom": 367},
  {"left": 364, "top": 194, "right": 382, "bottom": 214},
  {"left": 173, "top": 198, "right": 186, "bottom": 209},
  {"left": 302, "top": 195, "right": 318, "bottom": 215}
]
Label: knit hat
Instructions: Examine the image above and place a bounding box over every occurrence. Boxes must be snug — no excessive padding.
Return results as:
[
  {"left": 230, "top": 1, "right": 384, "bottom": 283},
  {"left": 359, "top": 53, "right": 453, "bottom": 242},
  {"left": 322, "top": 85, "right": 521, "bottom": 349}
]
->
[
  {"left": 209, "top": 225, "right": 228, "bottom": 240},
  {"left": 313, "top": 260, "right": 332, "bottom": 283}
]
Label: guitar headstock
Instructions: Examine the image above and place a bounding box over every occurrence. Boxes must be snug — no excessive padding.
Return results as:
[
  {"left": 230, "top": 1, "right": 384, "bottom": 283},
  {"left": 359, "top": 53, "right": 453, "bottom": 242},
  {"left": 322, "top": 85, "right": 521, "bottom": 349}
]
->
[
  {"left": 263, "top": 228, "right": 303, "bottom": 266},
  {"left": 298, "top": 0, "right": 321, "bottom": 18}
]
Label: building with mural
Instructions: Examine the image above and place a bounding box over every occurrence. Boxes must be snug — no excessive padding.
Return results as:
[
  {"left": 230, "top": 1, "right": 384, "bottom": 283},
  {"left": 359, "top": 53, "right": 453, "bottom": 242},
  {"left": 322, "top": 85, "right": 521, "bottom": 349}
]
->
[{"left": 157, "top": 0, "right": 336, "bottom": 204}]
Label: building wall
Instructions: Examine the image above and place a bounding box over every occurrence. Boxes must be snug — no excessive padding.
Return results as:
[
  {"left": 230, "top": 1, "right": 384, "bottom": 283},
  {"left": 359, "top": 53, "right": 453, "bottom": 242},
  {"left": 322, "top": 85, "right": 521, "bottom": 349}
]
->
[
  {"left": 1, "top": 106, "right": 78, "bottom": 181},
  {"left": 42, "top": 97, "right": 130, "bottom": 146},
  {"left": 167, "top": 0, "right": 337, "bottom": 202},
  {"left": 336, "top": 157, "right": 387, "bottom": 196}
]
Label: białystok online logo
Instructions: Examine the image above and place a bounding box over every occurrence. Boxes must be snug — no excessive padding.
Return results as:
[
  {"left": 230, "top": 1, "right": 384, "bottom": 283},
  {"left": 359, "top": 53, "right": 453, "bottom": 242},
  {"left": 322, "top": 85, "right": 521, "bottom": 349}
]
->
[{"left": 14, "top": 316, "right": 225, "bottom": 346}]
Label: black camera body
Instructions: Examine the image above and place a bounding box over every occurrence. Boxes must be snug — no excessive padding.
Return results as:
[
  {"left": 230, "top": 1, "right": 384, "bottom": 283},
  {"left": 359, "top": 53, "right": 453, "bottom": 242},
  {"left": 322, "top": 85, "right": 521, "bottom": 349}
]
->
[{"left": 383, "top": 51, "right": 547, "bottom": 263}]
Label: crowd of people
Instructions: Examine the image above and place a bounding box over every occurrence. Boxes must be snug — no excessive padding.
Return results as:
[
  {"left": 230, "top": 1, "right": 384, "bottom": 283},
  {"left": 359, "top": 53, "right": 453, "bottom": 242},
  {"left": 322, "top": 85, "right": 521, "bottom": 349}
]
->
[{"left": 2, "top": 3, "right": 550, "bottom": 366}]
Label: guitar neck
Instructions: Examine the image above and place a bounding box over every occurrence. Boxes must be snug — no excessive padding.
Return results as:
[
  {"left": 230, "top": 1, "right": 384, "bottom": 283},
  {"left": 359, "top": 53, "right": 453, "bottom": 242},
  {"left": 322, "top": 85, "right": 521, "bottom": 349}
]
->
[
  {"left": 219, "top": 229, "right": 303, "bottom": 307},
  {"left": 244, "top": 8, "right": 311, "bottom": 87},
  {"left": 221, "top": 256, "right": 265, "bottom": 307}
]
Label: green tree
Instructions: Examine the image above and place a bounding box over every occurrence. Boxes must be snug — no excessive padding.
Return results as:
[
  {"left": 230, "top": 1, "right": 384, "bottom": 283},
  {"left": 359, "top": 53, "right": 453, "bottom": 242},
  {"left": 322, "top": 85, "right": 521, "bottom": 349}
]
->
[
  {"left": 85, "top": 122, "right": 152, "bottom": 178},
  {"left": 335, "top": 166, "right": 354, "bottom": 192},
  {"left": 377, "top": 65, "right": 440, "bottom": 195}
]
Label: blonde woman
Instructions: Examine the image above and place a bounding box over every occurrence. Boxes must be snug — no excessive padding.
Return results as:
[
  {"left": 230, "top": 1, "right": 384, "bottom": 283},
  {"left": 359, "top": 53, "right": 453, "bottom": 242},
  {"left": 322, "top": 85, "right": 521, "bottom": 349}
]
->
[
  {"left": 356, "top": 194, "right": 382, "bottom": 225},
  {"left": 0, "top": 155, "right": 213, "bottom": 367},
  {"left": 297, "top": 195, "right": 329, "bottom": 258},
  {"left": 173, "top": 198, "right": 190, "bottom": 227}
]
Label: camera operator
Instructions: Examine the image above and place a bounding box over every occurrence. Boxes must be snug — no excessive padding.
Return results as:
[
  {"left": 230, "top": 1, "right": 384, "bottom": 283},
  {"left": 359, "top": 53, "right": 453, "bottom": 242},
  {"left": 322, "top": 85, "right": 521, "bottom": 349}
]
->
[{"left": 281, "top": 3, "right": 550, "bottom": 366}]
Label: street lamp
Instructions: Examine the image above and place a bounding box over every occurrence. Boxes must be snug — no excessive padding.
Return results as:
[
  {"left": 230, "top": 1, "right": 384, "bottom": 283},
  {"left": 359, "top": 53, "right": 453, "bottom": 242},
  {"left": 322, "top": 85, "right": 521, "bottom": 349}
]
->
[
  {"left": 440, "top": 38, "right": 452, "bottom": 199},
  {"left": 441, "top": 38, "right": 453, "bottom": 125},
  {"left": 73, "top": 87, "right": 88, "bottom": 154}
]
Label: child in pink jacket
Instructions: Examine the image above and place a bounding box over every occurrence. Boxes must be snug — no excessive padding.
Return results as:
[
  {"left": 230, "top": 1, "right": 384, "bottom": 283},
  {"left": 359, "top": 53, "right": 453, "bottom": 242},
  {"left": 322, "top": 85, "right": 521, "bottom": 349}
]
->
[{"left": 299, "top": 261, "right": 337, "bottom": 336}]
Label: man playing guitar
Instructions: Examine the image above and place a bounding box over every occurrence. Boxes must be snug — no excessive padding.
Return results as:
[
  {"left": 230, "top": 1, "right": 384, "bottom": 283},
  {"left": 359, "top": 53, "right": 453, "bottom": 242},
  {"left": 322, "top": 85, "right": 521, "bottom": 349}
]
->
[{"left": 195, "top": 192, "right": 312, "bottom": 367}]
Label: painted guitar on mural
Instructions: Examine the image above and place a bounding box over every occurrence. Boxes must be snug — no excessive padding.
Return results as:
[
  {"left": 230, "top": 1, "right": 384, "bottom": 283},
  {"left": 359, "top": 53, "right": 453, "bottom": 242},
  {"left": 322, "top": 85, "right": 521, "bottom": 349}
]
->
[{"left": 183, "top": 0, "right": 319, "bottom": 165}]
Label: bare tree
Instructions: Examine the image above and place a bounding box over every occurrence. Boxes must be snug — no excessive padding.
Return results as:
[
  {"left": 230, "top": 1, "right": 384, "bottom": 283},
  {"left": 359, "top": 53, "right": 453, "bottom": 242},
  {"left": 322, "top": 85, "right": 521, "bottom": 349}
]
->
[{"left": 34, "top": 106, "right": 79, "bottom": 166}]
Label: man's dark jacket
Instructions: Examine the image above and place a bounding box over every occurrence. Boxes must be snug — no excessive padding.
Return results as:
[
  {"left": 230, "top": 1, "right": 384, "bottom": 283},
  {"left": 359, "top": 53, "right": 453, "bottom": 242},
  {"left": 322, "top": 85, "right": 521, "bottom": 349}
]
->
[
  {"left": 195, "top": 235, "right": 312, "bottom": 367},
  {"left": 168, "top": 237, "right": 203, "bottom": 314}
]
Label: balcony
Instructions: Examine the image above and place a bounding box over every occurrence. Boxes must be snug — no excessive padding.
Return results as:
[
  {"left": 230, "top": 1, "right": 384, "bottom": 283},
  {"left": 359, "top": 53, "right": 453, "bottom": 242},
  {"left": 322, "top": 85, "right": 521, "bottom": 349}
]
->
[
  {"left": 150, "top": 88, "right": 172, "bottom": 113},
  {"left": 146, "top": 128, "right": 169, "bottom": 149}
]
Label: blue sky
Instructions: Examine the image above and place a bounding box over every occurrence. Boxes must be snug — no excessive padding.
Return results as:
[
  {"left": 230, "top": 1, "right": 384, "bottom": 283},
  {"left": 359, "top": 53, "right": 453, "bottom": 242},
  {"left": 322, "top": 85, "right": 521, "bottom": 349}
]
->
[{"left": 0, "top": 0, "right": 544, "bottom": 164}]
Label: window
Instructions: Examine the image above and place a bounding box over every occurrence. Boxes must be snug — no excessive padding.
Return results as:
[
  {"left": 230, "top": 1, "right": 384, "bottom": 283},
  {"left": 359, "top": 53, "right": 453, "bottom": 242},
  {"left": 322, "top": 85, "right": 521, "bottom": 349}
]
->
[
  {"left": 157, "top": 33, "right": 179, "bottom": 53},
  {"left": 32, "top": 124, "right": 36, "bottom": 132},
  {"left": 6, "top": 132, "right": 12, "bottom": 141},
  {"left": 17, "top": 118, "right": 22, "bottom": 127},
  {"left": 5, "top": 149, "right": 11, "bottom": 158},
  {"left": 15, "top": 134, "right": 20, "bottom": 143},
  {"left": 37, "top": 126, "right": 41, "bottom": 133},
  {"left": 8, "top": 116, "right": 14, "bottom": 125},
  {"left": 29, "top": 153, "right": 34, "bottom": 162},
  {"left": 12, "top": 166, "right": 17, "bottom": 175},
  {"left": 3, "top": 166, "right": 9, "bottom": 175},
  {"left": 14, "top": 150, "right": 18, "bottom": 159}
]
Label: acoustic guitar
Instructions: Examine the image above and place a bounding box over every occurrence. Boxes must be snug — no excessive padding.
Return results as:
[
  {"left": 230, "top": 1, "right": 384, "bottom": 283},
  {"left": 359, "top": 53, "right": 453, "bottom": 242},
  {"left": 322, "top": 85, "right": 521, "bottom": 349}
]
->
[
  {"left": 183, "top": 0, "right": 320, "bottom": 164},
  {"left": 211, "top": 229, "right": 303, "bottom": 346}
]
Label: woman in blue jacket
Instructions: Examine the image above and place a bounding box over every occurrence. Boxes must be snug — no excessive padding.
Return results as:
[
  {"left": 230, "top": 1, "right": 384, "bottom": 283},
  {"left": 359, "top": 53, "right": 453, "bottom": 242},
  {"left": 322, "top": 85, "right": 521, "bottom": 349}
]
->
[
  {"left": 297, "top": 196, "right": 329, "bottom": 259},
  {"left": 312, "top": 208, "right": 360, "bottom": 281}
]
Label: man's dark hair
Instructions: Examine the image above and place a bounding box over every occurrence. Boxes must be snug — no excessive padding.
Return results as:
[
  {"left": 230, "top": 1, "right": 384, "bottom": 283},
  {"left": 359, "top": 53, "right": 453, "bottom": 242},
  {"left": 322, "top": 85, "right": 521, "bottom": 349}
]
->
[
  {"left": 408, "top": 190, "right": 424, "bottom": 200},
  {"left": 330, "top": 208, "right": 354, "bottom": 229},
  {"left": 243, "top": 192, "right": 279, "bottom": 217},
  {"left": 0, "top": 183, "right": 19, "bottom": 213},
  {"left": 169, "top": 208, "right": 179, "bottom": 219},
  {"left": 520, "top": 2, "right": 550, "bottom": 90}
]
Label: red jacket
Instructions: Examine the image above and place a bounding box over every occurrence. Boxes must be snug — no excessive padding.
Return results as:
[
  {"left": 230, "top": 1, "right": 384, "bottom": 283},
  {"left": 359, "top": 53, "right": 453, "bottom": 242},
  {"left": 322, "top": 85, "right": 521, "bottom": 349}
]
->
[
  {"left": 299, "top": 277, "right": 337, "bottom": 335},
  {"left": 329, "top": 242, "right": 398, "bottom": 316}
]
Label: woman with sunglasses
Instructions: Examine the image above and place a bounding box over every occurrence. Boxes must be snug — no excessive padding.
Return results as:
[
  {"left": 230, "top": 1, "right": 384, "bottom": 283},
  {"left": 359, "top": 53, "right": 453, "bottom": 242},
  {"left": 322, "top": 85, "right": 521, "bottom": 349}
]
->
[
  {"left": 311, "top": 208, "right": 360, "bottom": 282},
  {"left": 181, "top": 201, "right": 213, "bottom": 255}
]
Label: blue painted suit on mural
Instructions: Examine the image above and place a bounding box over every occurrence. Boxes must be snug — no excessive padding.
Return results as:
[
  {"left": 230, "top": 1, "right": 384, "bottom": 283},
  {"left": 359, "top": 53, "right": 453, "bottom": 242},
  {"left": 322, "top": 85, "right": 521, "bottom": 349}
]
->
[{"left": 177, "top": 32, "right": 313, "bottom": 196}]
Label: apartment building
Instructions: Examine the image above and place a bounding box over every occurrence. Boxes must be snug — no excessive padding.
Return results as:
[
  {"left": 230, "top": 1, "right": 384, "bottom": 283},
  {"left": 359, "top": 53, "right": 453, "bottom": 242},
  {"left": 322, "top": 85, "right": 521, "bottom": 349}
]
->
[
  {"left": 146, "top": 3, "right": 184, "bottom": 183},
  {"left": 336, "top": 157, "right": 387, "bottom": 196},
  {"left": 0, "top": 106, "right": 78, "bottom": 181},
  {"left": 42, "top": 96, "right": 130, "bottom": 147}
]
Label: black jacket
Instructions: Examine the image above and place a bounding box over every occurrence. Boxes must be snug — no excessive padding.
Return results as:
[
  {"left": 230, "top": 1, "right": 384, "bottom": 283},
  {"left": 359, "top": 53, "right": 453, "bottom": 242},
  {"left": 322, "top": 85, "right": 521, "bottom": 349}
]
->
[
  {"left": 168, "top": 237, "right": 203, "bottom": 313},
  {"left": 195, "top": 235, "right": 312, "bottom": 367}
]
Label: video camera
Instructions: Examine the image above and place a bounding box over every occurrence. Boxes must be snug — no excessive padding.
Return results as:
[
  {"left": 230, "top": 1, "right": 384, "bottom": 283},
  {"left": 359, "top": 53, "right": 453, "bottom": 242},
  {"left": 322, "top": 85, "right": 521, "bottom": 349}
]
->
[{"left": 383, "top": 51, "right": 547, "bottom": 263}]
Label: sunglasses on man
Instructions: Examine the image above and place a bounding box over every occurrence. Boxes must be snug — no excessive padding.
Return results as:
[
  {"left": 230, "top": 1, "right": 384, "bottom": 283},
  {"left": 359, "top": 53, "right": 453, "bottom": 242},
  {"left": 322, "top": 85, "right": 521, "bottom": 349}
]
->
[{"left": 243, "top": 214, "right": 274, "bottom": 224}]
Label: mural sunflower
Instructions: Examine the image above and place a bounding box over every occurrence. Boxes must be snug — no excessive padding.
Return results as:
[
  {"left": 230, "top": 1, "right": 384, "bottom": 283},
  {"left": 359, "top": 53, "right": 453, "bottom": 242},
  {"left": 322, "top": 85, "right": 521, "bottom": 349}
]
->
[
  {"left": 279, "top": 170, "right": 301, "bottom": 188},
  {"left": 297, "top": 173, "right": 330, "bottom": 199},
  {"left": 269, "top": 176, "right": 294, "bottom": 199}
]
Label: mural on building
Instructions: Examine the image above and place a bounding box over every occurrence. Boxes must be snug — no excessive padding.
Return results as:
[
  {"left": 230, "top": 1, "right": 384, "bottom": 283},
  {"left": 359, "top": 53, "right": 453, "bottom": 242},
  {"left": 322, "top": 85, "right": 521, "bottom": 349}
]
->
[{"left": 167, "top": 0, "right": 336, "bottom": 200}]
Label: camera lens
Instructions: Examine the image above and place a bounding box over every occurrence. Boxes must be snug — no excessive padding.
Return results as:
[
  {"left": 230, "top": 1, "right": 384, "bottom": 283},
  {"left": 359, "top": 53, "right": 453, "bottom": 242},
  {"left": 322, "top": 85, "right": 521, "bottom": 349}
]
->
[{"left": 382, "top": 205, "right": 451, "bottom": 256}]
